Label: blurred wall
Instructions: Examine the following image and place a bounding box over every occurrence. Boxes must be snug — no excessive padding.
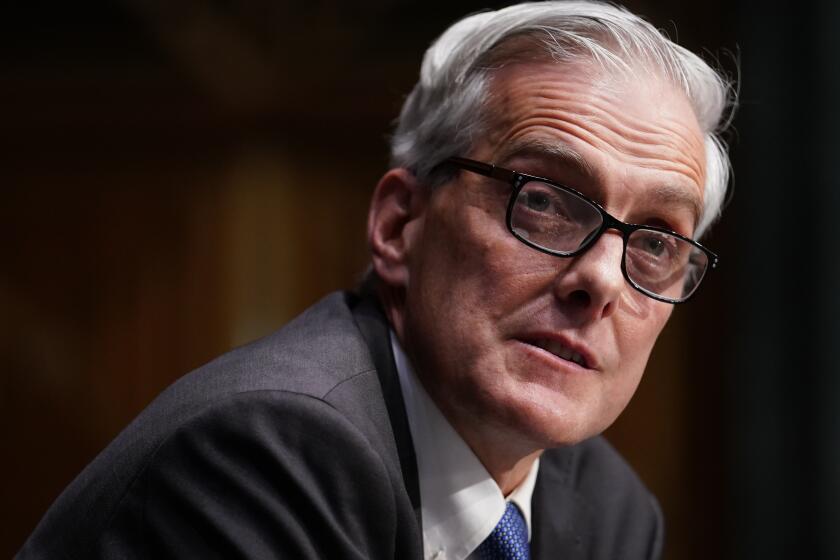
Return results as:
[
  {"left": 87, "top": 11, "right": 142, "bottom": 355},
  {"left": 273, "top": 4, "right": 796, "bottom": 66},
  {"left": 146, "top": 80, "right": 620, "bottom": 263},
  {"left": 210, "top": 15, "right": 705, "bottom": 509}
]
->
[
  {"left": 730, "top": 1, "right": 840, "bottom": 558},
  {"left": 5, "top": 1, "right": 810, "bottom": 559}
]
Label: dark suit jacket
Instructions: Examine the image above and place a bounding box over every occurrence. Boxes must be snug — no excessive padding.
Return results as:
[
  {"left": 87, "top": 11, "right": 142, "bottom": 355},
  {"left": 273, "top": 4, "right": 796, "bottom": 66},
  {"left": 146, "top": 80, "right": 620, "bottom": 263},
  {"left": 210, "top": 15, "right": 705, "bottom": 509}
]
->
[{"left": 18, "top": 291, "right": 663, "bottom": 559}]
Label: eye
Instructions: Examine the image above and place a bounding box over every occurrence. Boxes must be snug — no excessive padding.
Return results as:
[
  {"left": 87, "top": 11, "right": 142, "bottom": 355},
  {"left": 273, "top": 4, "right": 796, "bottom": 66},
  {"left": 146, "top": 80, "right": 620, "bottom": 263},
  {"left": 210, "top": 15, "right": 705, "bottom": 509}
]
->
[
  {"left": 520, "top": 190, "right": 552, "bottom": 212},
  {"left": 641, "top": 236, "right": 667, "bottom": 257},
  {"left": 628, "top": 231, "right": 682, "bottom": 265}
]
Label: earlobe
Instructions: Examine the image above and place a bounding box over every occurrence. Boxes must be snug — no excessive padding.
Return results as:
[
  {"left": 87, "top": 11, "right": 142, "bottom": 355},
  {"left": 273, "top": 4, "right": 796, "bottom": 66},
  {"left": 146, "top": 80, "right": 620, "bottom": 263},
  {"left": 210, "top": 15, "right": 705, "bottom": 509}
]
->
[{"left": 367, "top": 168, "right": 425, "bottom": 288}]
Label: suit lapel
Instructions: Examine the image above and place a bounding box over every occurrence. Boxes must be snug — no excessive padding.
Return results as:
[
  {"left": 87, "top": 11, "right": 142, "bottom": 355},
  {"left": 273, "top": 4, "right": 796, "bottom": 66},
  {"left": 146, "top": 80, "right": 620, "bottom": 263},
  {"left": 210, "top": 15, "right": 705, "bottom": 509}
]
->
[
  {"left": 530, "top": 447, "right": 589, "bottom": 559},
  {"left": 350, "top": 289, "right": 423, "bottom": 532}
]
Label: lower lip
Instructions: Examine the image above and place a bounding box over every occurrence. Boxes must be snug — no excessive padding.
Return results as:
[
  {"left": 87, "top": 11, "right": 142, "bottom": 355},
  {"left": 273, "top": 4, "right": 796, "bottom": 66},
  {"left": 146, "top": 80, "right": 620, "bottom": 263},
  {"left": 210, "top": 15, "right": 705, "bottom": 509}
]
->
[{"left": 513, "top": 340, "right": 593, "bottom": 374}]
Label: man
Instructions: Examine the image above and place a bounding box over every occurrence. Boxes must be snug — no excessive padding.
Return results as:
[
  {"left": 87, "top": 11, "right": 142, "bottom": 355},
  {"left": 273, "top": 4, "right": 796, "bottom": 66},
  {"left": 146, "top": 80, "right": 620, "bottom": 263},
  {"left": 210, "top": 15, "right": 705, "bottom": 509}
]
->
[{"left": 19, "top": 2, "right": 733, "bottom": 559}]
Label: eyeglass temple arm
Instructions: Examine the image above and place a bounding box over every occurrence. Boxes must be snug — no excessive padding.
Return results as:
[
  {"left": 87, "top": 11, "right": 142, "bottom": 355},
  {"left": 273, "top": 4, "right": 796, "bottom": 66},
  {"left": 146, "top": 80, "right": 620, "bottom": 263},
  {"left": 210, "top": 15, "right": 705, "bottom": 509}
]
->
[{"left": 446, "top": 157, "right": 517, "bottom": 183}]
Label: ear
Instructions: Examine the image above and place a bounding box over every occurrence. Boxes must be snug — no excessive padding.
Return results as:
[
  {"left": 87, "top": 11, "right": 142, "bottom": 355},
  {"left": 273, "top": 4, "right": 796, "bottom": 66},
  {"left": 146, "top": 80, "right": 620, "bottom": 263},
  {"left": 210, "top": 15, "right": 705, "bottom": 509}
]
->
[{"left": 367, "top": 168, "right": 426, "bottom": 288}]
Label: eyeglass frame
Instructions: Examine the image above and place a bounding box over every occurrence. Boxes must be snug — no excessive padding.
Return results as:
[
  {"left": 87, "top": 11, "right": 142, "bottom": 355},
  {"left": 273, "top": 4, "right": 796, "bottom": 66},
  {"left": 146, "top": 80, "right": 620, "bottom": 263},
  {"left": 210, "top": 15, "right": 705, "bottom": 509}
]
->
[{"left": 441, "top": 156, "right": 719, "bottom": 304}]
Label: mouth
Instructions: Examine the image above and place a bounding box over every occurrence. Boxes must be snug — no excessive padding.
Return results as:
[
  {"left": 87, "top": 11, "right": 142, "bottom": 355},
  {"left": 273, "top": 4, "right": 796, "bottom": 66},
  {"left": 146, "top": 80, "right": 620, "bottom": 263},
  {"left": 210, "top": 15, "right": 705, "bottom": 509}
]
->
[{"left": 519, "top": 337, "right": 593, "bottom": 370}]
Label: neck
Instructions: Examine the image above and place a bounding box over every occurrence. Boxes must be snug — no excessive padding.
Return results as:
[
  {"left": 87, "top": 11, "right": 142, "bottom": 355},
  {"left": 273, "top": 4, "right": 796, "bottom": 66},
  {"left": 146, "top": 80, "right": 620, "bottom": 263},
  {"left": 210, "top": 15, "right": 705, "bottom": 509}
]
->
[
  {"left": 447, "top": 412, "right": 544, "bottom": 496},
  {"left": 376, "top": 282, "right": 407, "bottom": 341}
]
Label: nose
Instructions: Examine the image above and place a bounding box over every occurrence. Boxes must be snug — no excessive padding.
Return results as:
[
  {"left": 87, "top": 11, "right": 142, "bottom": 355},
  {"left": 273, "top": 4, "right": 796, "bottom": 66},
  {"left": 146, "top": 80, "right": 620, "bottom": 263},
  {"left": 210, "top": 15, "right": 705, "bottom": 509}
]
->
[{"left": 552, "top": 230, "right": 626, "bottom": 321}]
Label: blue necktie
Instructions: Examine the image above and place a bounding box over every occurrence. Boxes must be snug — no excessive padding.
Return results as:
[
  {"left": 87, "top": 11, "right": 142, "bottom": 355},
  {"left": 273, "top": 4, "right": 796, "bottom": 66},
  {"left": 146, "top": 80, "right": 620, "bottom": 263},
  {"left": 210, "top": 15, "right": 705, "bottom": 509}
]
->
[{"left": 475, "top": 502, "right": 530, "bottom": 560}]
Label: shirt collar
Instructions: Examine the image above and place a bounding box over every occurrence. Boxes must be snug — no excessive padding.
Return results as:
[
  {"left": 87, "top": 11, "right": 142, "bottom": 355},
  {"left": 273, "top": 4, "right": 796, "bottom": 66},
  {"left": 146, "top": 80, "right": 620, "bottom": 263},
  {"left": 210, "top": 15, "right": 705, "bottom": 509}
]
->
[{"left": 390, "top": 331, "right": 539, "bottom": 560}]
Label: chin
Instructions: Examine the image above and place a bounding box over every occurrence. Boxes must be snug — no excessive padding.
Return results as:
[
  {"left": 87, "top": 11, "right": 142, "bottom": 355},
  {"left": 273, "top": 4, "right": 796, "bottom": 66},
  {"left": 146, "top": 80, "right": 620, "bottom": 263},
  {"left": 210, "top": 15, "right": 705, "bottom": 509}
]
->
[
  {"left": 487, "top": 390, "right": 614, "bottom": 450},
  {"left": 525, "top": 417, "right": 605, "bottom": 449}
]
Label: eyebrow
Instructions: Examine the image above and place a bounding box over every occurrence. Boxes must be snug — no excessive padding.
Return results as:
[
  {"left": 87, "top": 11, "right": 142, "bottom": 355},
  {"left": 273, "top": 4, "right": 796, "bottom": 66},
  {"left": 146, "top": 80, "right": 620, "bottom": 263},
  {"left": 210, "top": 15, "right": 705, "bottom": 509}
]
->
[
  {"left": 493, "top": 138, "right": 703, "bottom": 229},
  {"left": 494, "top": 138, "right": 597, "bottom": 180},
  {"left": 647, "top": 184, "right": 704, "bottom": 229}
]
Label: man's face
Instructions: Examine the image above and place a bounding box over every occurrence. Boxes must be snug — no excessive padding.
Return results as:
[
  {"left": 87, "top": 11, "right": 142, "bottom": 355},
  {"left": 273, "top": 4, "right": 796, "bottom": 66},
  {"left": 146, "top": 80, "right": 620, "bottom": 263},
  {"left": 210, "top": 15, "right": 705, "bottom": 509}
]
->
[{"left": 396, "top": 61, "right": 706, "bottom": 451}]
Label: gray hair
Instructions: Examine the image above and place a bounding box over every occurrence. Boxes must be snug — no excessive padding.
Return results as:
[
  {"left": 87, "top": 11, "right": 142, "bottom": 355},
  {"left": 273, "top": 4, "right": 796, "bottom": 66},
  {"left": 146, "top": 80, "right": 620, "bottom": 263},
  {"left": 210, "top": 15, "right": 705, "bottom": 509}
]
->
[{"left": 390, "top": 1, "right": 736, "bottom": 237}]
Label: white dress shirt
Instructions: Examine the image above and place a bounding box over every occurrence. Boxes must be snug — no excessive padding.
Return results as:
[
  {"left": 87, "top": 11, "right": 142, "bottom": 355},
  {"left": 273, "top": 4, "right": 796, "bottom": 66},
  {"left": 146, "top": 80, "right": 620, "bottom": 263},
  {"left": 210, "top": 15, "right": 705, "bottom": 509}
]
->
[{"left": 390, "top": 331, "right": 540, "bottom": 560}]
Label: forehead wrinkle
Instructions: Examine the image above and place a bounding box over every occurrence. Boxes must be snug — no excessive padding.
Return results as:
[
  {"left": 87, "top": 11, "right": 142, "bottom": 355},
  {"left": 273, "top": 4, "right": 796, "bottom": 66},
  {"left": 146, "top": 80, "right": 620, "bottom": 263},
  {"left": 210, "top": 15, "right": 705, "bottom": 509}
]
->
[
  {"left": 499, "top": 111, "right": 703, "bottom": 191},
  {"left": 575, "top": 115, "right": 705, "bottom": 225},
  {"left": 491, "top": 73, "right": 706, "bottom": 188},
  {"left": 592, "top": 119, "right": 705, "bottom": 182},
  {"left": 530, "top": 91, "right": 705, "bottom": 184},
  {"left": 579, "top": 100, "right": 706, "bottom": 186},
  {"left": 494, "top": 113, "right": 705, "bottom": 211}
]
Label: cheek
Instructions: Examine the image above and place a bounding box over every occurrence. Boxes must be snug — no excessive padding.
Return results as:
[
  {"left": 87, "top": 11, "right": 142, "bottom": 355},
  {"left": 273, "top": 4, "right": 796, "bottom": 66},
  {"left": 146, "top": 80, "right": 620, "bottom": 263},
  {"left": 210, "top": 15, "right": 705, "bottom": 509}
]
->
[
  {"left": 403, "top": 206, "right": 545, "bottom": 381},
  {"left": 403, "top": 210, "right": 497, "bottom": 353},
  {"left": 608, "top": 306, "right": 672, "bottom": 401},
  {"left": 411, "top": 205, "right": 510, "bottom": 304}
]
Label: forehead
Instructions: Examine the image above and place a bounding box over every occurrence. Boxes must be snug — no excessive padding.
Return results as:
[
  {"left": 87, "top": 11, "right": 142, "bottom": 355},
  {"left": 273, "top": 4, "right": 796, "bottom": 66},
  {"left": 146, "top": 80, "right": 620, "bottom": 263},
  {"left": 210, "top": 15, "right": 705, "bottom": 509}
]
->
[{"left": 478, "top": 60, "right": 707, "bottom": 225}]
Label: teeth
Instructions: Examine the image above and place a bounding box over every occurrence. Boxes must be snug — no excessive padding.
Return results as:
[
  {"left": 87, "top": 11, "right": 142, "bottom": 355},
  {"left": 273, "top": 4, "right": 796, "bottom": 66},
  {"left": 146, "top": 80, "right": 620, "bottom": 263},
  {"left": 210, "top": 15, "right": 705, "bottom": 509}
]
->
[{"left": 532, "top": 339, "right": 586, "bottom": 367}]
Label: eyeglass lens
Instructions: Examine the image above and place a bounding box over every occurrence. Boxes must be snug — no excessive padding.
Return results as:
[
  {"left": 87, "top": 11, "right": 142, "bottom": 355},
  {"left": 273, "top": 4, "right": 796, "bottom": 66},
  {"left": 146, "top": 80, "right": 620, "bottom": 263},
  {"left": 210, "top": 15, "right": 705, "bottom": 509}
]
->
[{"left": 509, "top": 180, "right": 709, "bottom": 300}]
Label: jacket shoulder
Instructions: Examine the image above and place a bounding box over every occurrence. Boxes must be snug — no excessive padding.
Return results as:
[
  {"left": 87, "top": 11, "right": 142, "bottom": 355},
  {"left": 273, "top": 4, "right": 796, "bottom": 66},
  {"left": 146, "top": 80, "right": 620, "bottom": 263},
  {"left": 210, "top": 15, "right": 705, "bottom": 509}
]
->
[{"left": 18, "top": 292, "right": 420, "bottom": 559}]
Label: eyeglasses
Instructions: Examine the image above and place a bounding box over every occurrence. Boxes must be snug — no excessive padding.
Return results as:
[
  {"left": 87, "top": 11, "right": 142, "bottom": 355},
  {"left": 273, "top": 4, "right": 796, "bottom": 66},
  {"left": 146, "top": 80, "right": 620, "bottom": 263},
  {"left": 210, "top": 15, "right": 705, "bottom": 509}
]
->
[{"left": 444, "top": 156, "right": 718, "bottom": 304}]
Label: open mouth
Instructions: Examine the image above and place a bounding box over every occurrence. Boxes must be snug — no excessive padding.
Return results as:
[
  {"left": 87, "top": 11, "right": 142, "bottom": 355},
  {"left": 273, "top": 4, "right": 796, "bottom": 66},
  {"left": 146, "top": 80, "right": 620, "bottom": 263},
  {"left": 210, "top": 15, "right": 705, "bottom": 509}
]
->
[{"left": 523, "top": 338, "right": 589, "bottom": 369}]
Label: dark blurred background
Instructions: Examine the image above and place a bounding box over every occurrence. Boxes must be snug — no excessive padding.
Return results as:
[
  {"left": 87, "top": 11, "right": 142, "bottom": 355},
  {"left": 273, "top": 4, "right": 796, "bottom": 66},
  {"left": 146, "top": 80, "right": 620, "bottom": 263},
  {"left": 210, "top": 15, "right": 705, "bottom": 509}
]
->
[{"left": 2, "top": 1, "right": 838, "bottom": 558}]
